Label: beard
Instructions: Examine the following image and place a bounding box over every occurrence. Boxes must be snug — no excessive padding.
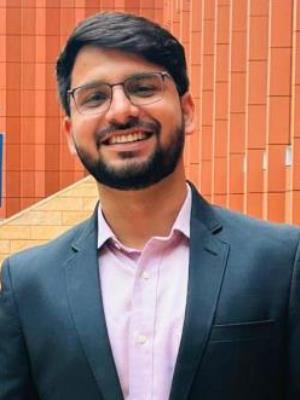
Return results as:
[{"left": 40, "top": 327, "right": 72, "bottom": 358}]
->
[{"left": 74, "top": 118, "right": 185, "bottom": 191}]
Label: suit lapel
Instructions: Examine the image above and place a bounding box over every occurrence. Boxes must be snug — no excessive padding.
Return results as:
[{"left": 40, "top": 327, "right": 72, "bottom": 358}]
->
[
  {"left": 64, "top": 212, "right": 123, "bottom": 400},
  {"left": 170, "top": 187, "right": 230, "bottom": 400}
]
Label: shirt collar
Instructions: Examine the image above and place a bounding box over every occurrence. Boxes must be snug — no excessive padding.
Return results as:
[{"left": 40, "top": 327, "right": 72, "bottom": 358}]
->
[{"left": 97, "top": 183, "right": 192, "bottom": 249}]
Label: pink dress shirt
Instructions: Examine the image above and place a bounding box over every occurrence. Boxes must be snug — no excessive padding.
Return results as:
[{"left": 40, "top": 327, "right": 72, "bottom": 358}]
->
[{"left": 98, "top": 185, "right": 191, "bottom": 400}]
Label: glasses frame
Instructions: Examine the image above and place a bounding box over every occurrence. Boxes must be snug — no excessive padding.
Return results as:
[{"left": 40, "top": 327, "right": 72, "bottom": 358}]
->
[{"left": 67, "top": 71, "right": 172, "bottom": 115}]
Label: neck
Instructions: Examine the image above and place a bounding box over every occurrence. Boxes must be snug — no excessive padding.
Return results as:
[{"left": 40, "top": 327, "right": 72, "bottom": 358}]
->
[{"left": 97, "top": 165, "right": 187, "bottom": 249}]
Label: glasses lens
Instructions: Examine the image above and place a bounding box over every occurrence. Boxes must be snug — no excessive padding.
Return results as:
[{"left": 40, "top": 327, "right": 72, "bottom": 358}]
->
[
  {"left": 74, "top": 83, "right": 111, "bottom": 114},
  {"left": 125, "top": 74, "right": 163, "bottom": 106}
]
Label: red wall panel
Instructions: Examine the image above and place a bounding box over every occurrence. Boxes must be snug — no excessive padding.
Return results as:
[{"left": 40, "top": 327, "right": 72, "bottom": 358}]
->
[{"left": 0, "top": 0, "right": 299, "bottom": 225}]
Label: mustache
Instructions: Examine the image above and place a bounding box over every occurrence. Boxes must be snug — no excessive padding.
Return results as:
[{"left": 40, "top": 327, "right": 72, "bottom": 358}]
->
[{"left": 95, "top": 118, "right": 161, "bottom": 147}]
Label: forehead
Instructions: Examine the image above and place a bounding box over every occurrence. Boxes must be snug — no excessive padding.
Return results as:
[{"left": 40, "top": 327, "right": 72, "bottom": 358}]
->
[{"left": 71, "top": 46, "right": 165, "bottom": 88}]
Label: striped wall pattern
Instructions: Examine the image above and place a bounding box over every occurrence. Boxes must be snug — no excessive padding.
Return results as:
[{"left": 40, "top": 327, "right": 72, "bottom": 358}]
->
[{"left": 0, "top": 0, "right": 299, "bottom": 224}]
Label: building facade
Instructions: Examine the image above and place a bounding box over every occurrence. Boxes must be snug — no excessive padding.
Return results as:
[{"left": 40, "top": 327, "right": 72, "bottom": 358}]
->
[{"left": 0, "top": 0, "right": 299, "bottom": 224}]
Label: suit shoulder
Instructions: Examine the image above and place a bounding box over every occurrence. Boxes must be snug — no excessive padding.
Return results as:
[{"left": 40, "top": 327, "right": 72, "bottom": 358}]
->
[
  {"left": 213, "top": 205, "right": 300, "bottom": 245},
  {"left": 2, "top": 216, "right": 94, "bottom": 273}
]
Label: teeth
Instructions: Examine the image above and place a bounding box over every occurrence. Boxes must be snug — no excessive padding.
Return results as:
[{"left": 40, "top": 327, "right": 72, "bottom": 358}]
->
[{"left": 108, "top": 132, "right": 148, "bottom": 145}]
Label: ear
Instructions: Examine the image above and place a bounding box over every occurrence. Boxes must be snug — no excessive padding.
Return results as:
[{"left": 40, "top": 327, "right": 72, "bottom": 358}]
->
[
  {"left": 63, "top": 116, "right": 77, "bottom": 155},
  {"left": 180, "top": 92, "right": 195, "bottom": 136}
]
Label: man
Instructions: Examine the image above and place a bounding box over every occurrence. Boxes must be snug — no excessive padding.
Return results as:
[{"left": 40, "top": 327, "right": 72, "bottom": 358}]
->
[{"left": 0, "top": 11, "right": 300, "bottom": 400}]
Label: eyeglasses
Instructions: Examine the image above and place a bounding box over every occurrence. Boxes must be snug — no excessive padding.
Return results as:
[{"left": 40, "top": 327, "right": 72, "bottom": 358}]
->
[{"left": 68, "top": 71, "right": 172, "bottom": 116}]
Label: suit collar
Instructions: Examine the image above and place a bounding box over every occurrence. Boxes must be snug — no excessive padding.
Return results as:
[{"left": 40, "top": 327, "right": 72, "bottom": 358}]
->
[
  {"left": 188, "top": 181, "right": 222, "bottom": 233},
  {"left": 170, "top": 184, "right": 229, "bottom": 400},
  {"left": 65, "top": 205, "right": 124, "bottom": 400}
]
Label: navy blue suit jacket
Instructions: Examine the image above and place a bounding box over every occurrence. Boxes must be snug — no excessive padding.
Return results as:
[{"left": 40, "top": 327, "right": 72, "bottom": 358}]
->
[{"left": 1, "top": 184, "right": 300, "bottom": 399}]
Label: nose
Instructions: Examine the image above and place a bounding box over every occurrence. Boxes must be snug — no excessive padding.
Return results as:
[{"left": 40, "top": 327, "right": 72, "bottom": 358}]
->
[{"left": 103, "top": 84, "right": 140, "bottom": 124}]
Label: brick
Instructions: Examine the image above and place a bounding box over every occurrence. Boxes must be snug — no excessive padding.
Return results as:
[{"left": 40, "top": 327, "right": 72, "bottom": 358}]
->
[
  {"left": 6, "top": 144, "right": 21, "bottom": 171},
  {"left": 22, "top": 7, "right": 36, "bottom": 35},
  {"left": 296, "top": 33, "right": 300, "bottom": 85},
  {"left": 36, "top": 197, "right": 83, "bottom": 211},
  {"left": 294, "top": 85, "right": 300, "bottom": 137},
  {"left": 189, "top": 130, "right": 200, "bottom": 164},
  {"left": 60, "top": 184, "right": 98, "bottom": 198},
  {"left": 250, "top": 0, "right": 269, "bottom": 16},
  {"left": 30, "top": 225, "right": 69, "bottom": 240},
  {"left": 267, "top": 192, "right": 285, "bottom": 223},
  {"left": 271, "top": 0, "right": 292, "bottom": 47},
  {"left": 191, "top": 32, "right": 202, "bottom": 64},
  {"left": 217, "top": 5, "right": 229, "bottom": 44},
  {"left": 10, "top": 240, "right": 43, "bottom": 253},
  {"left": 22, "top": 90, "right": 35, "bottom": 117},
  {"left": 191, "top": 64, "right": 201, "bottom": 97},
  {"left": 216, "top": 44, "right": 229, "bottom": 82},
  {"left": 231, "top": 31, "right": 247, "bottom": 72},
  {"left": 0, "top": 8, "right": 5, "bottom": 35},
  {"left": 6, "top": 198, "right": 21, "bottom": 218},
  {"left": 269, "top": 97, "right": 290, "bottom": 144},
  {"left": 202, "top": 91, "right": 213, "bottom": 126},
  {"left": 203, "top": 55, "right": 214, "bottom": 90},
  {"left": 22, "top": 36, "right": 36, "bottom": 63},
  {"left": 248, "top": 61, "right": 267, "bottom": 105},
  {"left": 292, "top": 191, "right": 300, "bottom": 225},
  {"left": 6, "top": 63, "right": 21, "bottom": 90},
  {"left": 201, "top": 126, "right": 213, "bottom": 160},
  {"left": 60, "top": 7, "right": 75, "bottom": 36},
  {"left": 229, "top": 154, "right": 244, "bottom": 194},
  {"left": 267, "top": 145, "right": 286, "bottom": 192},
  {"left": 188, "top": 164, "right": 200, "bottom": 188},
  {"left": 6, "top": 7, "right": 21, "bottom": 35},
  {"left": 201, "top": 160, "right": 212, "bottom": 195},
  {"left": 6, "top": 35, "right": 21, "bottom": 62},
  {"left": 203, "top": 20, "right": 214, "bottom": 55},
  {"left": 247, "top": 192, "right": 263, "bottom": 219},
  {"left": 231, "top": 73, "right": 246, "bottom": 112},
  {"left": 192, "top": 0, "right": 202, "bottom": 31},
  {"left": 215, "top": 82, "right": 228, "bottom": 119},
  {"left": 249, "top": 17, "right": 268, "bottom": 60},
  {"left": 9, "top": 211, "right": 62, "bottom": 226},
  {"left": 62, "top": 211, "right": 91, "bottom": 226},
  {"left": 45, "top": 36, "right": 60, "bottom": 63},
  {"left": 0, "top": 240, "right": 10, "bottom": 254},
  {"left": 270, "top": 48, "right": 291, "bottom": 96},
  {"left": 293, "top": 138, "right": 300, "bottom": 190},
  {"left": 232, "top": 0, "right": 247, "bottom": 31},
  {"left": 213, "top": 194, "right": 226, "bottom": 207},
  {"left": 247, "top": 149, "right": 264, "bottom": 192},
  {"left": 248, "top": 105, "right": 267, "bottom": 149},
  {"left": 0, "top": 226, "right": 31, "bottom": 240},
  {"left": 214, "top": 157, "right": 227, "bottom": 194},
  {"left": 22, "top": 63, "right": 35, "bottom": 90},
  {"left": 204, "top": 0, "right": 215, "bottom": 20},
  {"left": 35, "top": 36, "right": 46, "bottom": 63},
  {"left": 215, "top": 120, "right": 227, "bottom": 157},
  {"left": 230, "top": 112, "right": 245, "bottom": 154},
  {"left": 228, "top": 193, "right": 244, "bottom": 213}
]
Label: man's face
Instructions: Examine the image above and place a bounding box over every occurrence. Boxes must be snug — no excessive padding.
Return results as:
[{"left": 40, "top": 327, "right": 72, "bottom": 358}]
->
[{"left": 64, "top": 47, "right": 195, "bottom": 190}]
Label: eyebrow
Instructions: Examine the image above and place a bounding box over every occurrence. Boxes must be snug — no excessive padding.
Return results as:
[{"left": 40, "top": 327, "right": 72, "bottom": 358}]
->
[{"left": 70, "top": 71, "right": 167, "bottom": 92}]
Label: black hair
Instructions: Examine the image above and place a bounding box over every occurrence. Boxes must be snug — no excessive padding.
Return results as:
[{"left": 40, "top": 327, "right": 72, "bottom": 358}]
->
[{"left": 56, "top": 11, "right": 189, "bottom": 116}]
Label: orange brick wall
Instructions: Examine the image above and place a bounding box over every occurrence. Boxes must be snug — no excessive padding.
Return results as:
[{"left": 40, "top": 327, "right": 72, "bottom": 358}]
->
[{"left": 0, "top": 0, "right": 299, "bottom": 224}]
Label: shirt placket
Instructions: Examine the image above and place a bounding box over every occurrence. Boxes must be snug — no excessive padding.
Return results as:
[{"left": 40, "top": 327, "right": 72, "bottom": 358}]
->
[{"left": 128, "top": 246, "right": 161, "bottom": 400}]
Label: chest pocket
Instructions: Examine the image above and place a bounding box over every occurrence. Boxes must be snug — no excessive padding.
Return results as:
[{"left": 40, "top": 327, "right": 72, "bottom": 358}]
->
[{"left": 209, "top": 319, "right": 276, "bottom": 342}]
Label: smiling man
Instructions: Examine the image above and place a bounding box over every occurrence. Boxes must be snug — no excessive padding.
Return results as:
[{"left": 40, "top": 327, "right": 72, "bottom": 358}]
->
[{"left": 1, "top": 11, "right": 300, "bottom": 400}]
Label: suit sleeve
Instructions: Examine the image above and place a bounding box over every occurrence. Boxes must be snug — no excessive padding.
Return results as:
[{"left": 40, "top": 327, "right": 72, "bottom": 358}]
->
[
  {"left": 0, "top": 259, "right": 39, "bottom": 400},
  {"left": 286, "top": 234, "right": 300, "bottom": 399}
]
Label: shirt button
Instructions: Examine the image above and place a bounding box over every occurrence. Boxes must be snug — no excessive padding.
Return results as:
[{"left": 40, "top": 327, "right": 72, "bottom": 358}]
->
[
  {"left": 137, "top": 334, "right": 147, "bottom": 345},
  {"left": 141, "top": 271, "right": 150, "bottom": 280}
]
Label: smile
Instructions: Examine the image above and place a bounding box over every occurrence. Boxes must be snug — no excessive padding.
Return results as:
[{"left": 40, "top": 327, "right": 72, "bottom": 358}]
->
[{"left": 103, "top": 131, "right": 152, "bottom": 145}]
